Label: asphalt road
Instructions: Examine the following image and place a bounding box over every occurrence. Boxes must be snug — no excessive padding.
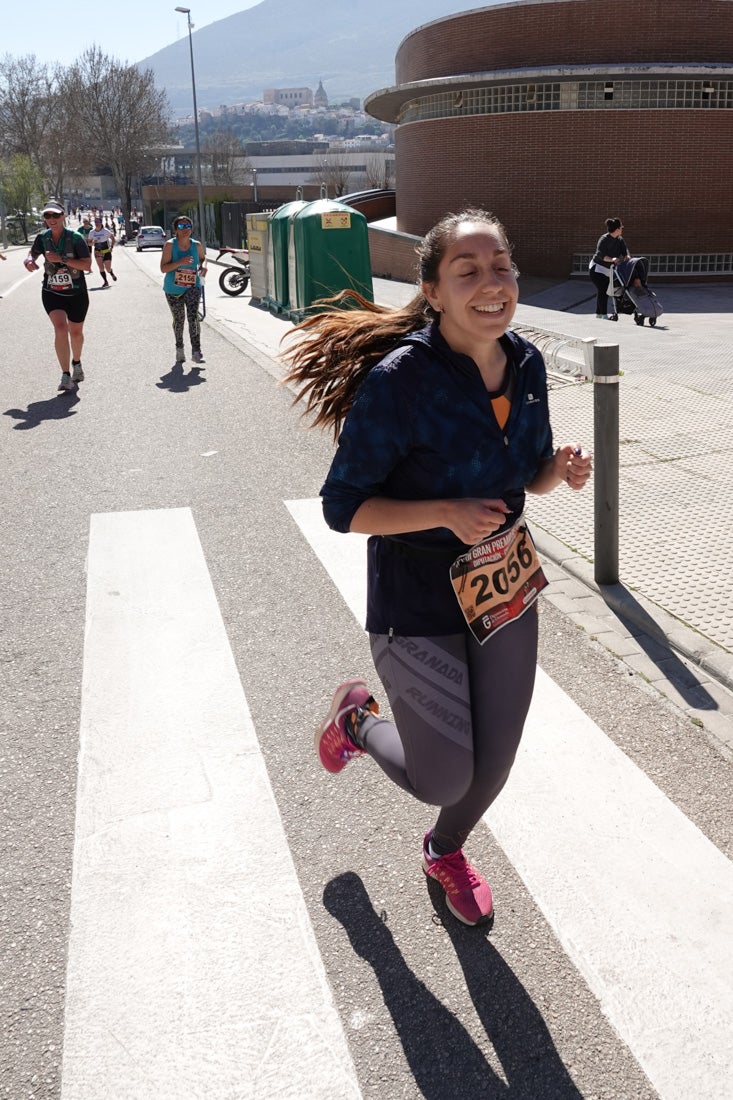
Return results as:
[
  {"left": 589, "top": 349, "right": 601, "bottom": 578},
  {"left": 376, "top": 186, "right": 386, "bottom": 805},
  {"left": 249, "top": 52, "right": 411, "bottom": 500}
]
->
[{"left": 1, "top": 245, "right": 731, "bottom": 1100}]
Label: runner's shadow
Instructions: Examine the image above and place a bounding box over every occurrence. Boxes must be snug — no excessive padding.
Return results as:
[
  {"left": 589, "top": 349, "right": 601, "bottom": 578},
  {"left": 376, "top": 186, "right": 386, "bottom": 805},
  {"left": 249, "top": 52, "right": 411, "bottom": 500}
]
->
[
  {"left": 3, "top": 391, "right": 80, "bottom": 430},
  {"left": 424, "top": 876, "right": 584, "bottom": 1098},
  {"left": 323, "top": 872, "right": 581, "bottom": 1099},
  {"left": 156, "top": 364, "right": 206, "bottom": 393}
]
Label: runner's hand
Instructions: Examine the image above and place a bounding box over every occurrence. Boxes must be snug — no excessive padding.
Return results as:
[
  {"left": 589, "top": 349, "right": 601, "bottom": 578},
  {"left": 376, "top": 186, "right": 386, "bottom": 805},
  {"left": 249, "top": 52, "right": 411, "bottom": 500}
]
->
[
  {"left": 556, "top": 445, "right": 592, "bottom": 490},
  {"left": 443, "top": 498, "right": 511, "bottom": 544}
]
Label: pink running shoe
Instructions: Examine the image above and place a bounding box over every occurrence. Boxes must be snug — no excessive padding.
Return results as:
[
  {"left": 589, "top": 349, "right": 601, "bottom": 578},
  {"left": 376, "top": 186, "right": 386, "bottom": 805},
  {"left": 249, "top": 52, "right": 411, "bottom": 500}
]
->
[
  {"left": 422, "top": 832, "right": 494, "bottom": 926},
  {"left": 315, "top": 679, "right": 378, "bottom": 774}
]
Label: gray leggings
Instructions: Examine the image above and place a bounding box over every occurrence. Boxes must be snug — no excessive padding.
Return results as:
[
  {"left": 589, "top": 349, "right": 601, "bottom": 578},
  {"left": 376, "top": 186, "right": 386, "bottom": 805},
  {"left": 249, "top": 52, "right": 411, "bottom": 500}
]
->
[{"left": 363, "top": 608, "right": 538, "bottom": 853}]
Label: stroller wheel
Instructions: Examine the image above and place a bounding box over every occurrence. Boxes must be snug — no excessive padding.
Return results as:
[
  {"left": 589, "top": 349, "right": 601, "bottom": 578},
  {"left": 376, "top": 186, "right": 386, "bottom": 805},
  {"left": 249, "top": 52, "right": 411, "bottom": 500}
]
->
[
  {"left": 634, "top": 313, "right": 644, "bottom": 326},
  {"left": 649, "top": 317, "right": 657, "bottom": 327}
]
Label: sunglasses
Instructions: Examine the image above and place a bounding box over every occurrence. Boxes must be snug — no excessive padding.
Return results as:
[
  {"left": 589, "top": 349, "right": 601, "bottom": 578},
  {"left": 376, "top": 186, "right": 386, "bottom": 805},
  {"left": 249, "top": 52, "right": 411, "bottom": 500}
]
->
[
  {"left": 44, "top": 212, "right": 63, "bottom": 219},
  {"left": 175, "top": 222, "right": 193, "bottom": 230}
]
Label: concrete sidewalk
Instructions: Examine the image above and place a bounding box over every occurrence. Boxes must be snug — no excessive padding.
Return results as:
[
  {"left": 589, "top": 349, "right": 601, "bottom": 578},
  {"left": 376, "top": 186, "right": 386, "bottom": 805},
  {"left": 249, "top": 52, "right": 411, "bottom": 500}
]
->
[{"left": 197, "top": 256, "right": 733, "bottom": 754}]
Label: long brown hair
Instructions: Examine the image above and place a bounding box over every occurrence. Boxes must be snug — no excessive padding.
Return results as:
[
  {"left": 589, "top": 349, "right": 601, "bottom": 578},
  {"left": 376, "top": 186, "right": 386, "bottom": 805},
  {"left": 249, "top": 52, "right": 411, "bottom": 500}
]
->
[{"left": 281, "top": 208, "right": 511, "bottom": 436}]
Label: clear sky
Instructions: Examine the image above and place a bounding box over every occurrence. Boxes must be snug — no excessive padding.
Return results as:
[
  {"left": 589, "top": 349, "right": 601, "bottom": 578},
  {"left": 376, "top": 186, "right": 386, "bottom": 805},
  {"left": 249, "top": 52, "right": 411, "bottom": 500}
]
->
[{"left": 2, "top": 0, "right": 261, "bottom": 69}]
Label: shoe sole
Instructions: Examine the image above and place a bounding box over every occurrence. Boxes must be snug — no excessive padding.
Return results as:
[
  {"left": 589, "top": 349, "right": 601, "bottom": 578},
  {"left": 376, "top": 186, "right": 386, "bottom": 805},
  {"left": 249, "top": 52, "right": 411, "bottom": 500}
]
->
[{"left": 314, "top": 678, "right": 367, "bottom": 758}]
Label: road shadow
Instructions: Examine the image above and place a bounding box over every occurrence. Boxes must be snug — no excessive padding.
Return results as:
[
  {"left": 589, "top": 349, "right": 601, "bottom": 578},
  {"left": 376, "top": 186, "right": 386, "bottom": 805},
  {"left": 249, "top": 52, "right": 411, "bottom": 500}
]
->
[
  {"left": 323, "top": 872, "right": 581, "bottom": 1099},
  {"left": 156, "top": 363, "right": 206, "bottom": 393},
  {"left": 4, "top": 390, "right": 80, "bottom": 430},
  {"left": 602, "top": 584, "right": 718, "bottom": 710}
]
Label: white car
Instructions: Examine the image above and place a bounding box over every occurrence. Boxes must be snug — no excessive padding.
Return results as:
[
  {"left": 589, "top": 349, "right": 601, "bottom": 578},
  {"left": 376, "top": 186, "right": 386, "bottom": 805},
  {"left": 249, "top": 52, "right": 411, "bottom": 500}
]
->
[{"left": 136, "top": 226, "right": 167, "bottom": 251}]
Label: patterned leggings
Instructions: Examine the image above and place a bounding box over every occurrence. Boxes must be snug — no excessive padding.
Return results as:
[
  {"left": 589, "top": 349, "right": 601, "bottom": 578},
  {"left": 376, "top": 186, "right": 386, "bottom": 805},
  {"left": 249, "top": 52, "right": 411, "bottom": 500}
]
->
[{"left": 165, "top": 288, "right": 201, "bottom": 351}]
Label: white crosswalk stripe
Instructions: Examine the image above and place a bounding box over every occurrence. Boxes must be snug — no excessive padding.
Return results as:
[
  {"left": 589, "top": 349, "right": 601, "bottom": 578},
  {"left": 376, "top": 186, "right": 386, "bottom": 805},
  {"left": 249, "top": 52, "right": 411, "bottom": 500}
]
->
[
  {"left": 62, "top": 508, "right": 360, "bottom": 1100},
  {"left": 286, "top": 497, "right": 733, "bottom": 1100},
  {"left": 62, "top": 502, "right": 733, "bottom": 1100}
]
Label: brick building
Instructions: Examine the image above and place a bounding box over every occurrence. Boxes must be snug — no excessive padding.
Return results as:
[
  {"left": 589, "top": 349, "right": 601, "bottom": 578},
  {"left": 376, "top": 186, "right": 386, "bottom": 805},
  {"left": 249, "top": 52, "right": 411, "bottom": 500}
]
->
[{"left": 365, "top": 0, "right": 733, "bottom": 279}]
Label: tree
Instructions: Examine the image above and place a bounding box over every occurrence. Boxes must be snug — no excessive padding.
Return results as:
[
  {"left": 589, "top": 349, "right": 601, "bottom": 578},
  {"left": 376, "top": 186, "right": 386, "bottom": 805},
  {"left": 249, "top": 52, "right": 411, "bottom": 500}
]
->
[
  {"left": 0, "top": 153, "right": 45, "bottom": 240},
  {"left": 0, "top": 55, "right": 50, "bottom": 159},
  {"left": 61, "top": 47, "right": 169, "bottom": 231},
  {"left": 203, "top": 128, "right": 252, "bottom": 186},
  {"left": 313, "top": 151, "right": 352, "bottom": 197},
  {"left": 0, "top": 54, "right": 73, "bottom": 198},
  {"left": 364, "top": 153, "right": 394, "bottom": 190}
]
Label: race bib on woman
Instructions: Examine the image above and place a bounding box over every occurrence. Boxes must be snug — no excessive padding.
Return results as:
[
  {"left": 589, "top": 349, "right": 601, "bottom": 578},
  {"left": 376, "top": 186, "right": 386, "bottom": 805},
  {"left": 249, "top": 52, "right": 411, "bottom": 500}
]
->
[
  {"left": 174, "top": 268, "right": 196, "bottom": 287},
  {"left": 450, "top": 520, "right": 548, "bottom": 644},
  {"left": 48, "top": 270, "right": 73, "bottom": 291}
]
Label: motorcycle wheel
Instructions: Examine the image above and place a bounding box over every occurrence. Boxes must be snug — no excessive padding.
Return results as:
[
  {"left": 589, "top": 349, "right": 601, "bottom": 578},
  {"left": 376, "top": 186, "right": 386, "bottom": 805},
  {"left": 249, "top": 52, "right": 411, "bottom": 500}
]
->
[{"left": 219, "top": 267, "right": 249, "bottom": 296}]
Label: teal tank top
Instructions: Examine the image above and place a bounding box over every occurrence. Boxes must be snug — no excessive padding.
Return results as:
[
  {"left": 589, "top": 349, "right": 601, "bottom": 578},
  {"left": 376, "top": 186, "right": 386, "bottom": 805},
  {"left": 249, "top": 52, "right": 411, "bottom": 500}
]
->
[{"left": 163, "top": 237, "right": 201, "bottom": 296}]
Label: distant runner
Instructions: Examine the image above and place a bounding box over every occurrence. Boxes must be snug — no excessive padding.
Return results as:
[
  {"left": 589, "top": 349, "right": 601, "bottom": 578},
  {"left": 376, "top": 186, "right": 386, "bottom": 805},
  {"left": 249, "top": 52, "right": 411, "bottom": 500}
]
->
[
  {"left": 24, "top": 198, "right": 92, "bottom": 391},
  {"left": 160, "top": 217, "right": 207, "bottom": 365},
  {"left": 88, "top": 216, "right": 116, "bottom": 286}
]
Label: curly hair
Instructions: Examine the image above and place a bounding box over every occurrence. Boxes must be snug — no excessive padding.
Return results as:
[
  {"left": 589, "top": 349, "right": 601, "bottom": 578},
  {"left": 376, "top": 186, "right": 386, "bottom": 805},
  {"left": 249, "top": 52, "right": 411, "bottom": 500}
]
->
[{"left": 280, "top": 208, "right": 511, "bottom": 437}]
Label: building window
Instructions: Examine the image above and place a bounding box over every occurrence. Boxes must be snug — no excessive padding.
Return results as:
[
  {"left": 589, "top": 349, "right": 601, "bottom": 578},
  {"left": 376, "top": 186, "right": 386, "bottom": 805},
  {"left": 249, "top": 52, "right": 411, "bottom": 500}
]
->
[{"left": 397, "top": 80, "right": 733, "bottom": 123}]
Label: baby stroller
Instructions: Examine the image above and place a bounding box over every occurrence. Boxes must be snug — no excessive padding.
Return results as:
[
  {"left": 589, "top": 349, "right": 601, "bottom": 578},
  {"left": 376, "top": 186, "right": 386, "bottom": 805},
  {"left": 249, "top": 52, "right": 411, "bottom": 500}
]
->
[{"left": 608, "top": 257, "right": 664, "bottom": 327}]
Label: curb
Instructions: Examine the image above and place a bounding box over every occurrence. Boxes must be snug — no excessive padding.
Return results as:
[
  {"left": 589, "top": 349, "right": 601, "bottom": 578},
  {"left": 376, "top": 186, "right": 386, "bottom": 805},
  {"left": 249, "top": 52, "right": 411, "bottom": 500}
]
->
[{"left": 532, "top": 526, "right": 733, "bottom": 696}]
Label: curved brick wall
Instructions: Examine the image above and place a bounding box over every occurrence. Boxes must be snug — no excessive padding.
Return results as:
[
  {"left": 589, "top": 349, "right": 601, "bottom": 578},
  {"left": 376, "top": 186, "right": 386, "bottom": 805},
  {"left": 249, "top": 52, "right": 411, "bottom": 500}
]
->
[
  {"left": 396, "top": 0, "right": 733, "bottom": 84},
  {"left": 381, "top": 0, "right": 733, "bottom": 276}
]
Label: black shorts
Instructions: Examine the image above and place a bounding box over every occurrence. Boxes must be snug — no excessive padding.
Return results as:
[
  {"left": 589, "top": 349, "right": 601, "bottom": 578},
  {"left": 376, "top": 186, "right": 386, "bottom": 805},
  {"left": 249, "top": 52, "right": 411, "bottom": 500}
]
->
[{"left": 42, "top": 288, "right": 90, "bottom": 324}]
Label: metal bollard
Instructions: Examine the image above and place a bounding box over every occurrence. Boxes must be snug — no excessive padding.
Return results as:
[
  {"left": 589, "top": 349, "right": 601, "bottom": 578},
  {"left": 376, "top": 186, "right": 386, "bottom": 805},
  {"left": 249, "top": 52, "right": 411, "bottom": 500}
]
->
[{"left": 592, "top": 343, "right": 620, "bottom": 584}]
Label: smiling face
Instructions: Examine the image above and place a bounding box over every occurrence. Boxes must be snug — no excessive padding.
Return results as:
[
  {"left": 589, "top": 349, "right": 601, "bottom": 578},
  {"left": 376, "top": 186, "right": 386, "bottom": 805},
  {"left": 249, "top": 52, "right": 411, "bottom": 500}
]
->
[{"left": 421, "top": 222, "right": 518, "bottom": 361}]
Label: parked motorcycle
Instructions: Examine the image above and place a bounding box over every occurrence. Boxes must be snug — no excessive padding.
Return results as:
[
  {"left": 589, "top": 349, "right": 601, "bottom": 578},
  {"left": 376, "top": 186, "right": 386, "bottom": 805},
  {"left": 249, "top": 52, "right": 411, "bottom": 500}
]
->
[{"left": 216, "top": 247, "right": 250, "bottom": 296}]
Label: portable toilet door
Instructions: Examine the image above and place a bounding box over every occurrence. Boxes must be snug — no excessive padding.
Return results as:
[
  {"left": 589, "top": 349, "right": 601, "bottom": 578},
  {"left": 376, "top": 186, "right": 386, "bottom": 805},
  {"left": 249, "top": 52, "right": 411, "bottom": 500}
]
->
[
  {"left": 289, "top": 199, "right": 373, "bottom": 322},
  {"left": 267, "top": 200, "right": 308, "bottom": 315}
]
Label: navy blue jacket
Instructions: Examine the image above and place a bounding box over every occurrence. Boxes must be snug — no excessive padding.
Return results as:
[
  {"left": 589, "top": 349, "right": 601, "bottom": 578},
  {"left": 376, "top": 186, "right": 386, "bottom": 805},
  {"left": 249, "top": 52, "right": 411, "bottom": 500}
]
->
[{"left": 321, "top": 323, "right": 554, "bottom": 635}]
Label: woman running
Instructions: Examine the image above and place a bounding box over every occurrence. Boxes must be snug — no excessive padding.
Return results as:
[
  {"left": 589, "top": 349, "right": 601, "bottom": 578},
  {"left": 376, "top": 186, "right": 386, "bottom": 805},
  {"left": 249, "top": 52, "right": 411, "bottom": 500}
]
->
[
  {"left": 160, "top": 216, "right": 207, "bottom": 365},
  {"left": 283, "top": 208, "right": 592, "bottom": 927},
  {"left": 24, "top": 198, "right": 92, "bottom": 391},
  {"left": 88, "top": 216, "right": 116, "bottom": 286}
]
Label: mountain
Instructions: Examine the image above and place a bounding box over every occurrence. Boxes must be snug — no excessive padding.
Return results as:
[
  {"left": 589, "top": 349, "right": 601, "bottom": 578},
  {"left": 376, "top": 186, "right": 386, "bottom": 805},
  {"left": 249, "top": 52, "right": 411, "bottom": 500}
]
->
[{"left": 139, "top": 0, "right": 497, "bottom": 115}]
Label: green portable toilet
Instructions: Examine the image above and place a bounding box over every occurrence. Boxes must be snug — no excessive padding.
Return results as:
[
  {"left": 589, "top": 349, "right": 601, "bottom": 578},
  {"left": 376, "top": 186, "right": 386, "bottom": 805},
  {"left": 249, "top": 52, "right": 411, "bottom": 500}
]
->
[
  {"left": 289, "top": 199, "right": 373, "bottom": 322},
  {"left": 265, "top": 200, "right": 308, "bottom": 315}
]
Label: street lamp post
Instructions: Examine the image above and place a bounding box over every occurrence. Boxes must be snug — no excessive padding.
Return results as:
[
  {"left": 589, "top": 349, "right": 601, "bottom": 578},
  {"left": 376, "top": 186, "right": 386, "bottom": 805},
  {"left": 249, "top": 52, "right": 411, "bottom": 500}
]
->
[{"left": 175, "top": 6, "right": 206, "bottom": 248}]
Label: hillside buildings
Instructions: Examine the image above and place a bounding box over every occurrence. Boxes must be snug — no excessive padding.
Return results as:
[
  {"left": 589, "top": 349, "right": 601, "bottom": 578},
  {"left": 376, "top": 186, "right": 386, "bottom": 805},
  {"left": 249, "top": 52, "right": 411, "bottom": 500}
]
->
[{"left": 173, "top": 84, "right": 377, "bottom": 136}]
